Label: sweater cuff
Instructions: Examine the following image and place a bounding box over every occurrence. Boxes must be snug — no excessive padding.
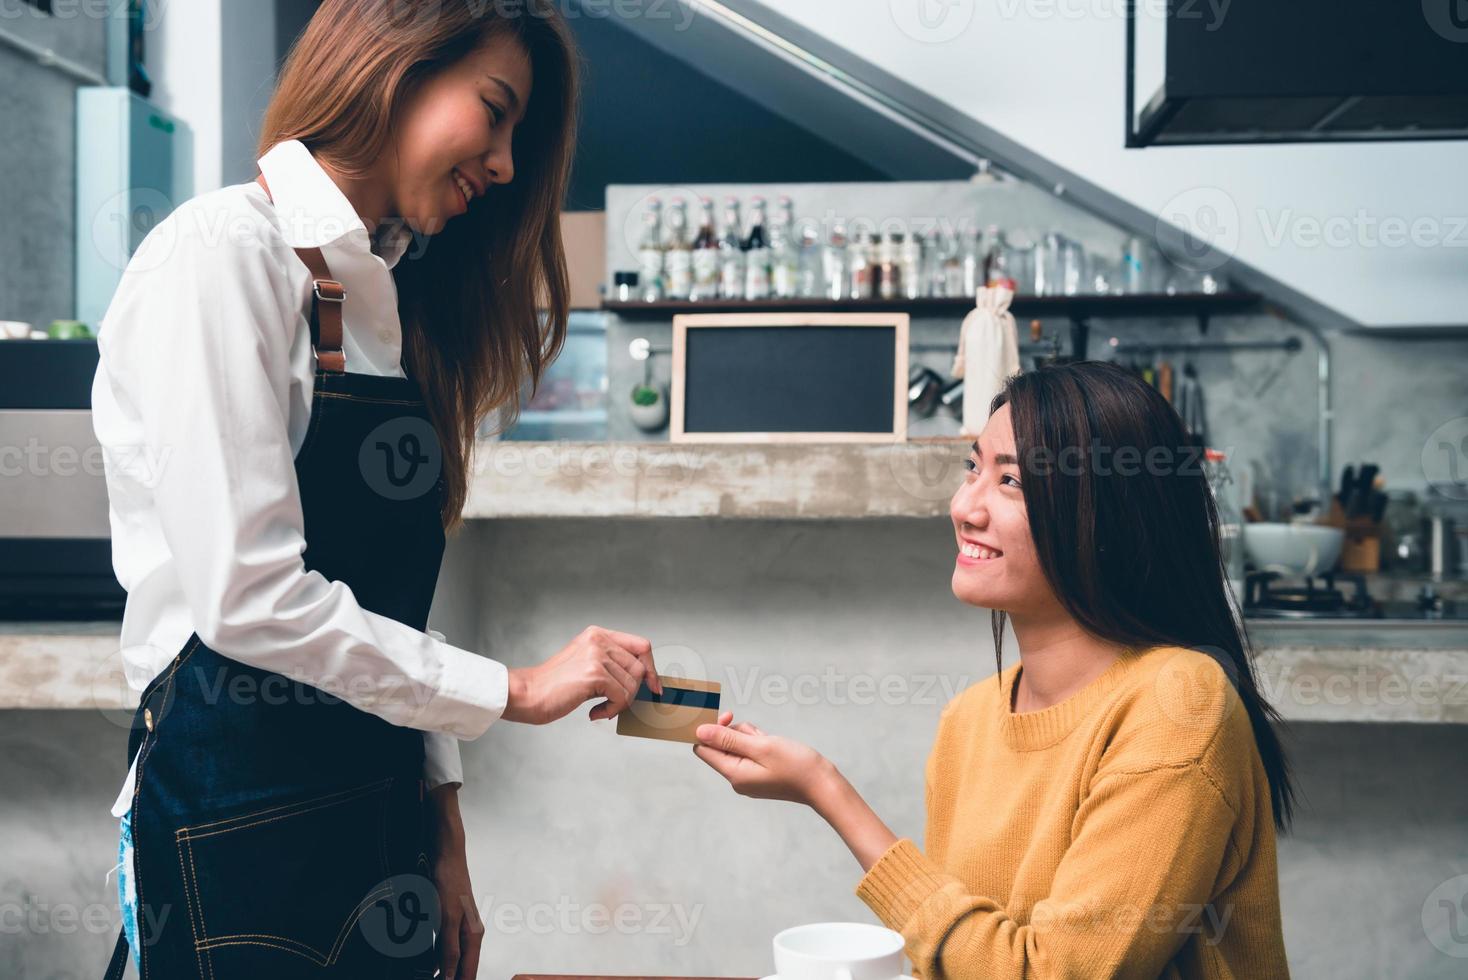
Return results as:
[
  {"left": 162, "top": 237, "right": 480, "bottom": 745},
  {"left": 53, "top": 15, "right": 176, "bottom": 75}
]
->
[{"left": 855, "top": 838, "right": 951, "bottom": 932}]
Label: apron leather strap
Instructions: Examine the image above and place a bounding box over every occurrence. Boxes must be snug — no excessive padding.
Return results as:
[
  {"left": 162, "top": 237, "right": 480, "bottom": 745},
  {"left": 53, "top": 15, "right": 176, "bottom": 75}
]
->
[{"left": 254, "top": 172, "right": 347, "bottom": 374}]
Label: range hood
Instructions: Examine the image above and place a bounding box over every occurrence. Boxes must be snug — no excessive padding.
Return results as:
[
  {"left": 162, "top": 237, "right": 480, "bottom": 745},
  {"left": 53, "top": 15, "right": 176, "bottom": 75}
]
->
[{"left": 1126, "top": 0, "right": 1468, "bottom": 145}]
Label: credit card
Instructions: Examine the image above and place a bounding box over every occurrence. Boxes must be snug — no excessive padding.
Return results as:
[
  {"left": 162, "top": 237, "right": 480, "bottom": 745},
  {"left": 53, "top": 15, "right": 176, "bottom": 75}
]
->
[{"left": 615, "top": 674, "right": 721, "bottom": 745}]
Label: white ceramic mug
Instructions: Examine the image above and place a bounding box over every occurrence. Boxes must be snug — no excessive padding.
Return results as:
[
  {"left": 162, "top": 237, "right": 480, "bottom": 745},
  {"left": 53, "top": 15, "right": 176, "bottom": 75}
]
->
[{"left": 772, "top": 922, "right": 904, "bottom": 980}]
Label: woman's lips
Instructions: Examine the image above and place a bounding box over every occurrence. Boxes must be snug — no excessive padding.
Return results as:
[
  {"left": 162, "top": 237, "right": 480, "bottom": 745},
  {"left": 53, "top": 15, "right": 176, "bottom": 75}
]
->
[
  {"left": 450, "top": 171, "right": 470, "bottom": 213},
  {"left": 956, "top": 541, "right": 1003, "bottom": 566}
]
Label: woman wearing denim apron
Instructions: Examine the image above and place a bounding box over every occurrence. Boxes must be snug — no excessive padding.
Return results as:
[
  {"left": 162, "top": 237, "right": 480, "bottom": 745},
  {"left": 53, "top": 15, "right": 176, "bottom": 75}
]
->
[{"left": 95, "top": 3, "right": 662, "bottom": 977}]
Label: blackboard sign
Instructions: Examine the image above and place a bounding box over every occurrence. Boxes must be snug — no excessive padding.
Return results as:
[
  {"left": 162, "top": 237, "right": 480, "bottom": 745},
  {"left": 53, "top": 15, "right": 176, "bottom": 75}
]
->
[{"left": 671, "top": 313, "right": 909, "bottom": 443}]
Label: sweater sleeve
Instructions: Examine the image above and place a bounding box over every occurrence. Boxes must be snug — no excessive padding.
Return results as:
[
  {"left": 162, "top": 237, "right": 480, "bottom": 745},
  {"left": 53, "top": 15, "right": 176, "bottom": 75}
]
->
[{"left": 855, "top": 761, "right": 1239, "bottom": 979}]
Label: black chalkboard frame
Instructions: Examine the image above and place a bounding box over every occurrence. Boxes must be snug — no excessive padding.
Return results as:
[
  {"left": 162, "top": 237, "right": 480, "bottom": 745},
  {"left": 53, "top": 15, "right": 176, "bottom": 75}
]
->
[{"left": 670, "top": 312, "right": 910, "bottom": 443}]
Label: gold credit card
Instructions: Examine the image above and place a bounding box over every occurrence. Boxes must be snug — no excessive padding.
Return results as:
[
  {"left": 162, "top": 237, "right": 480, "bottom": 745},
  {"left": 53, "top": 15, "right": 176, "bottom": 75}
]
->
[{"left": 615, "top": 675, "right": 722, "bottom": 745}]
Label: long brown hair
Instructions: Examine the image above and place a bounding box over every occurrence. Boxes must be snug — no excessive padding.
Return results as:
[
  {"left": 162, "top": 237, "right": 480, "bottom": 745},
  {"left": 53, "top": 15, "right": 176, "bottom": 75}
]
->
[
  {"left": 989, "top": 361, "right": 1296, "bottom": 831},
  {"left": 258, "top": 0, "right": 579, "bottom": 532}
]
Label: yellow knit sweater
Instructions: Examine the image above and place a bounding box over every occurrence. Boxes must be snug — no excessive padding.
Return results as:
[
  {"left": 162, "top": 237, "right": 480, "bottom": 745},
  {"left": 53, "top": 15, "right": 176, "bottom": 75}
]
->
[{"left": 855, "top": 645, "right": 1289, "bottom": 979}]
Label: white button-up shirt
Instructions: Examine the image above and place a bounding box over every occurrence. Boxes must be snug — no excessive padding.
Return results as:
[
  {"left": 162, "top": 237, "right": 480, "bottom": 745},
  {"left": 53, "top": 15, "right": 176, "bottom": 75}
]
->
[{"left": 93, "top": 139, "right": 509, "bottom": 818}]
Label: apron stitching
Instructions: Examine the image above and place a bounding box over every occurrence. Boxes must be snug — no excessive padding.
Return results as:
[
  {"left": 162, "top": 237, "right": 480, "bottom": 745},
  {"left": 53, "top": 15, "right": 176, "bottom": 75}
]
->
[
  {"left": 137, "top": 634, "right": 203, "bottom": 712},
  {"left": 174, "top": 777, "right": 393, "bottom": 838},
  {"left": 327, "top": 884, "right": 395, "bottom": 963},
  {"left": 191, "top": 937, "right": 329, "bottom": 962},
  {"left": 185, "top": 883, "right": 391, "bottom": 965},
  {"left": 315, "top": 391, "right": 424, "bottom": 406},
  {"left": 132, "top": 651, "right": 186, "bottom": 979},
  {"left": 175, "top": 834, "right": 212, "bottom": 980},
  {"left": 296, "top": 390, "right": 332, "bottom": 462}
]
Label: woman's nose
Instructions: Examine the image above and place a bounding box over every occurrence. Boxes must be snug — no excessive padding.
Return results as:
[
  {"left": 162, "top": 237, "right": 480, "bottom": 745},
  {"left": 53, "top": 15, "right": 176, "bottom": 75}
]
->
[
  {"left": 951, "top": 482, "right": 988, "bottom": 526},
  {"left": 483, "top": 148, "right": 514, "bottom": 186}
]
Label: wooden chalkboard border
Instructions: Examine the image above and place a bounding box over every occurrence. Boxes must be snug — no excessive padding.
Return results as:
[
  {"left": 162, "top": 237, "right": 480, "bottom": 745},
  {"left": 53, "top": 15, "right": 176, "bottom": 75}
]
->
[{"left": 670, "top": 312, "right": 909, "bottom": 444}]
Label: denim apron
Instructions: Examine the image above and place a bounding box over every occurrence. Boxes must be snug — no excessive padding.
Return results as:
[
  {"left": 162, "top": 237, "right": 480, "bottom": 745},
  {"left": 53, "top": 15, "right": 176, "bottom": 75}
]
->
[{"left": 103, "top": 173, "right": 446, "bottom": 979}]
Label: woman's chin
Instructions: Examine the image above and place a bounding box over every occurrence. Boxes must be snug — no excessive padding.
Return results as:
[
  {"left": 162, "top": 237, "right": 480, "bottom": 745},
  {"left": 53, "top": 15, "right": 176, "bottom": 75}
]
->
[{"left": 951, "top": 572, "right": 997, "bottom": 609}]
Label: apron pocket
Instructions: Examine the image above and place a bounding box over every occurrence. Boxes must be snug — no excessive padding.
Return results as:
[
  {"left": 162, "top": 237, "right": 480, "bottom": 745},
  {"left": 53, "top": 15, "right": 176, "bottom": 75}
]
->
[{"left": 175, "top": 776, "right": 396, "bottom": 968}]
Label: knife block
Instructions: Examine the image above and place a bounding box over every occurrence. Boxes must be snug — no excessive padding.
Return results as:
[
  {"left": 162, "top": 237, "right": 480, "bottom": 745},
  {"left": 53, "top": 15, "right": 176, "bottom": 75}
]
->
[{"left": 1325, "top": 498, "right": 1381, "bottom": 573}]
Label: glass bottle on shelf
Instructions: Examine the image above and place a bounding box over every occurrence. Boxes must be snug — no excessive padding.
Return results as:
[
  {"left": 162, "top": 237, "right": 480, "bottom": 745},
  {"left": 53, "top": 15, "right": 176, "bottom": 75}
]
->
[
  {"left": 847, "top": 230, "right": 873, "bottom": 300},
  {"left": 796, "top": 220, "right": 822, "bottom": 298},
  {"left": 717, "top": 197, "right": 745, "bottom": 300},
  {"left": 935, "top": 231, "right": 961, "bottom": 298},
  {"left": 985, "top": 227, "right": 1017, "bottom": 292},
  {"left": 1204, "top": 449, "right": 1247, "bottom": 613},
  {"left": 877, "top": 232, "right": 901, "bottom": 300},
  {"left": 662, "top": 197, "right": 692, "bottom": 301},
  {"left": 960, "top": 227, "right": 985, "bottom": 297},
  {"left": 744, "top": 195, "right": 772, "bottom": 301},
  {"left": 636, "top": 198, "right": 664, "bottom": 302},
  {"left": 1120, "top": 235, "right": 1146, "bottom": 295},
  {"left": 689, "top": 196, "right": 720, "bottom": 302},
  {"left": 901, "top": 231, "right": 924, "bottom": 300},
  {"left": 823, "top": 222, "right": 849, "bottom": 300},
  {"left": 770, "top": 195, "right": 800, "bottom": 299}
]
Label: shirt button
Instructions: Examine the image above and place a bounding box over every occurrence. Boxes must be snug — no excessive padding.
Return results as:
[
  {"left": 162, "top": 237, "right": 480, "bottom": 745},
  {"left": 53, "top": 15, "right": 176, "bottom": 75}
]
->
[{"left": 144, "top": 707, "right": 154, "bottom": 732}]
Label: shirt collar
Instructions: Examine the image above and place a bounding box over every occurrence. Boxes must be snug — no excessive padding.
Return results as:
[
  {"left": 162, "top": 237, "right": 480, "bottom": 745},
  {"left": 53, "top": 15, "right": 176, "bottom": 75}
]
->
[{"left": 256, "top": 139, "right": 412, "bottom": 270}]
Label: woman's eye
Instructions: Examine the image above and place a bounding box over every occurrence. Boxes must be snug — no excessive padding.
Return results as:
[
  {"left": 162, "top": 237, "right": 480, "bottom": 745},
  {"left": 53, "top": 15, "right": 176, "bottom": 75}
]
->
[
  {"left": 483, "top": 101, "right": 504, "bottom": 124},
  {"left": 965, "top": 458, "right": 1019, "bottom": 488}
]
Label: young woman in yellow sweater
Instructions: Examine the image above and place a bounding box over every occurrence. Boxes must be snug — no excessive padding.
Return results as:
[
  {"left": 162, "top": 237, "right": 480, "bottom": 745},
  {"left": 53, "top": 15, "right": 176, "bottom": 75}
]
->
[{"left": 694, "top": 360, "right": 1294, "bottom": 979}]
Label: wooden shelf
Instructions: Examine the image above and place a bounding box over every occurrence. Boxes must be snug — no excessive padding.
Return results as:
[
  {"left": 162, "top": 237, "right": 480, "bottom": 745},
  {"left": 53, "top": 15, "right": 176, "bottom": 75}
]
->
[{"left": 601, "top": 292, "right": 1263, "bottom": 320}]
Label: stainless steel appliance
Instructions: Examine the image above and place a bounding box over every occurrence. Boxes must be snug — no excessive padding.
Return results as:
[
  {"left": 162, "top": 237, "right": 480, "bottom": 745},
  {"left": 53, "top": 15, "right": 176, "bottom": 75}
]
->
[{"left": 1245, "top": 570, "right": 1467, "bottom": 622}]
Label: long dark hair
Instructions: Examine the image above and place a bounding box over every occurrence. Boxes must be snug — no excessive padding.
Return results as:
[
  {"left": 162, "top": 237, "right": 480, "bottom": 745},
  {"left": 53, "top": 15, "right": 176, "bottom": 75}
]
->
[{"left": 989, "top": 361, "right": 1295, "bottom": 831}]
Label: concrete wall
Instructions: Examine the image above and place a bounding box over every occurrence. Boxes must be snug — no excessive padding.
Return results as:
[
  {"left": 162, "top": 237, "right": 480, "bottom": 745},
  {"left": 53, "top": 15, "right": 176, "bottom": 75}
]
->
[
  {"left": 7, "top": 519, "right": 1468, "bottom": 977},
  {"left": 0, "top": 1, "right": 107, "bottom": 328}
]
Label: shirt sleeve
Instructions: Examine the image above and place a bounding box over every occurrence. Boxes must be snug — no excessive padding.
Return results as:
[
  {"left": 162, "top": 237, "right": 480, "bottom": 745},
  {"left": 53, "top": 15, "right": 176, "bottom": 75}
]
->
[
  {"left": 98, "top": 201, "right": 509, "bottom": 741},
  {"left": 422, "top": 629, "right": 465, "bottom": 790},
  {"left": 855, "top": 762, "right": 1239, "bottom": 979}
]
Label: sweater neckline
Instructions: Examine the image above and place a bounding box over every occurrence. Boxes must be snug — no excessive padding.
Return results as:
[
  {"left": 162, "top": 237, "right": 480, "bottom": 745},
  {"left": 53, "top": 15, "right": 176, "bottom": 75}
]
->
[{"left": 999, "top": 647, "right": 1144, "bottom": 750}]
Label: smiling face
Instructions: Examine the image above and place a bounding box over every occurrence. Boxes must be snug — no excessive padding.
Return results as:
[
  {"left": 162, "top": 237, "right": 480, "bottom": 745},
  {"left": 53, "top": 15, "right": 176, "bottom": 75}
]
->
[
  {"left": 385, "top": 31, "right": 533, "bottom": 236},
  {"left": 950, "top": 403, "right": 1059, "bottom": 616}
]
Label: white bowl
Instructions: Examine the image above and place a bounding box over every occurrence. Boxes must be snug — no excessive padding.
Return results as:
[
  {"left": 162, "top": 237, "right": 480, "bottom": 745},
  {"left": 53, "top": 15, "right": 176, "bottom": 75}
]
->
[{"left": 1243, "top": 523, "right": 1344, "bottom": 578}]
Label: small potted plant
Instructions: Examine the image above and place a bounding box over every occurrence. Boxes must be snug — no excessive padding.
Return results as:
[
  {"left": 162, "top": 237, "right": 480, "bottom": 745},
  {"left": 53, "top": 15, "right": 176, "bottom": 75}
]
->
[{"left": 629, "top": 381, "right": 669, "bottom": 432}]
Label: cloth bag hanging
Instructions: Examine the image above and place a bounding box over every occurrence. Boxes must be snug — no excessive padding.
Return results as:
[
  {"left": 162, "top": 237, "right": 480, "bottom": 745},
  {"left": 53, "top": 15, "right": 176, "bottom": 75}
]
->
[{"left": 951, "top": 285, "right": 1022, "bottom": 435}]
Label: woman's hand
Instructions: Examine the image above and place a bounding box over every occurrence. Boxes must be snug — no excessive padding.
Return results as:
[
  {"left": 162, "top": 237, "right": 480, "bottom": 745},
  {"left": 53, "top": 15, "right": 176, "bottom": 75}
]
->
[
  {"left": 503, "top": 625, "right": 661, "bottom": 725},
  {"left": 693, "top": 712, "right": 901, "bottom": 873},
  {"left": 691, "top": 711, "right": 837, "bottom": 807},
  {"left": 427, "top": 786, "right": 483, "bottom": 980}
]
